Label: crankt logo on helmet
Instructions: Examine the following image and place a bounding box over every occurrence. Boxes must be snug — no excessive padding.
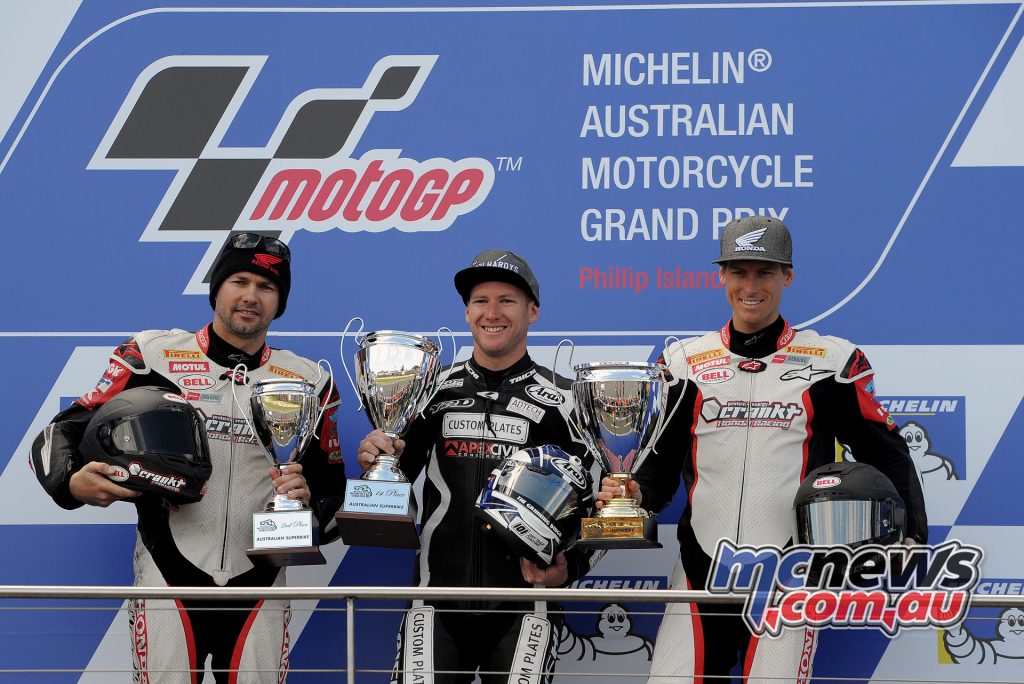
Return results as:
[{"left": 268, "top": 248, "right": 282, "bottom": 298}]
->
[{"left": 88, "top": 54, "right": 495, "bottom": 295}]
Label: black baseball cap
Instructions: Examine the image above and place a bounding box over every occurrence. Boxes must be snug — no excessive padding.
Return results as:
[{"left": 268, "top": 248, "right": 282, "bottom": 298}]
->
[
  {"left": 454, "top": 249, "right": 540, "bottom": 305},
  {"left": 714, "top": 216, "right": 793, "bottom": 266}
]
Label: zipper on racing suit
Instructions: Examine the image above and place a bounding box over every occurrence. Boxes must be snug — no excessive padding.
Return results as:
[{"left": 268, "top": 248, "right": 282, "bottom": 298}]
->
[
  {"left": 735, "top": 362, "right": 757, "bottom": 543},
  {"left": 221, "top": 375, "right": 241, "bottom": 574}
]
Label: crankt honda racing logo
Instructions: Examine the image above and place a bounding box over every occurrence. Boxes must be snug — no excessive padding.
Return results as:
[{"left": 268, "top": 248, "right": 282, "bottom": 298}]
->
[
  {"left": 88, "top": 55, "right": 495, "bottom": 294},
  {"left": 709, "top": 539, "right": 983, "bottom": 636}
]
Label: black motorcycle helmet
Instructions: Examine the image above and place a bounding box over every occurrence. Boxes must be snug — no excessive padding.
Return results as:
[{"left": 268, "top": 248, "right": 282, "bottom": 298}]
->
[
  {"left": 475, "top": 445, "right": 594, "bottom": 568},
  {"left": 794, "top": 461, "right": 906, "bottom": 547},
  {"left": 80, "top": 387, "right": 212, "bottom": 504}
]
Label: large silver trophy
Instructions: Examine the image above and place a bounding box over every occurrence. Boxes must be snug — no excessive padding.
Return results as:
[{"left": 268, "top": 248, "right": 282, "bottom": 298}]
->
[
  {"left": 573, "top": 361, "right": 668, "bottom": 549},
  {"left": 337, "top": 330, "right": 443, "bottom": 548},
  {"left": 245, "top": 379, "right": 326, "bottom": 566}
]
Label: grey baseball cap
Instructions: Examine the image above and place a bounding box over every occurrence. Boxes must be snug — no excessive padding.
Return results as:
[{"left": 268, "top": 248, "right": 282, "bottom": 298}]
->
[
  {"left": 713, "top": 216, "right": 793, "bottom": 265},
  {"left": 454, "top": 249, "right": 540, "bottom": 304}
]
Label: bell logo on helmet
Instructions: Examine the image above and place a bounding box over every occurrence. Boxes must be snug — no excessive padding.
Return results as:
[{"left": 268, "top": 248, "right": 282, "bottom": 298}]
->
[
  {"left": 812, "top": 476, "right": 841, "bottom": 489},
  {"left": 107, "top": 466, "right": 130, "bottom": 482}
]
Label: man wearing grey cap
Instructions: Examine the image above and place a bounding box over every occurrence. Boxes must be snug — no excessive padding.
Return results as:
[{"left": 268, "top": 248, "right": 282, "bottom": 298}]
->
[
  {"left": 598, "top": 217, "right": 928, "bottom": 683},
  {"left": 357, "top": 249, "right": 602, "bottom": 683}
]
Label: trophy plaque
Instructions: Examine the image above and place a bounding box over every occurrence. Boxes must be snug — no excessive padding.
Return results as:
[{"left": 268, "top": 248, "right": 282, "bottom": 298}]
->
[
  {"left": 573, "top": 361, "right": 668, "bottom": 549},
  {"left": 246, "top": 379, "right": 326, "bottom": 566},
  {"left": 337, "top": 331, "right": 442, "bottom": 549}
]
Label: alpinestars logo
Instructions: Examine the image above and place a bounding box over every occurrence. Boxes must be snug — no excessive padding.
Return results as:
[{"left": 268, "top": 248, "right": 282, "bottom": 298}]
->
[{"left": 89, "top": 55, "right": 495, "bottom": 294}]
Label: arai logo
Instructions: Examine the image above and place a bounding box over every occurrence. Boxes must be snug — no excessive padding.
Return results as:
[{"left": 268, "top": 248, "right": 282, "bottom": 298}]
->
[{"left": 525, "top": 384, "right": 564, "bottom": 406}]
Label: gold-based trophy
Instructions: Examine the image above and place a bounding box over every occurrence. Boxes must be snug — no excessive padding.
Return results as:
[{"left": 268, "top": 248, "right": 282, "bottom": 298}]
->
[
  {"left": 245, "top": 379, "right": 326, "bottom": 566},
  {"left": 573, "top": 361, "right": 668, "bottom": 549},
  {"left": 336, "top": 330, "right": 442, "bottom": 549}
]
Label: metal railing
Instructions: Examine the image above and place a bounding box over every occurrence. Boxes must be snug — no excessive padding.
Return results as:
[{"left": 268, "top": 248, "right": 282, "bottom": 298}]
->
[{"left": 1, "top": 585, "right": 1021, "bottom": 682}]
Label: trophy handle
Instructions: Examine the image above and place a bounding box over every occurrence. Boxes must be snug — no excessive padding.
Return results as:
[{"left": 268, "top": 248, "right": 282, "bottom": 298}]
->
[
  {"left": 424, "top": 326, "right": 458, "bottom": 402},
  {"left": 306, "top": 358, "right": 337, "bottom": 447},
  {"left": 664, "top": 335, "right": 681, "bottom": 354},
  {"left": 642, "top": 374, "right": 688, "bottom": 460},
  {"left": 229, "top": 363, "right": 262, "bottom": 450},
  {"left": 552, "top": 338, "right": 575, "bottom": 389},
  {"left": 339, "top": 316, "right": 366, "bottom": 412}
]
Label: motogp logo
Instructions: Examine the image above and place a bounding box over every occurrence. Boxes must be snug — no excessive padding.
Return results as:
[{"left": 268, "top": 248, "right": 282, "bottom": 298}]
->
[{"left": 90, "top": 55, "right": 495, "bottom": 294}]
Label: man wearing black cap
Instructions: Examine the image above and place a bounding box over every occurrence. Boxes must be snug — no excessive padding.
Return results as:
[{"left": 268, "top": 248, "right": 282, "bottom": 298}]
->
[
  {"left": 358, "top": 249, "right": 602, "bottom": 683},
  {"left": 597, "top": 217, "right": 928, "bottom": 683},
  {"left": 30, "top": 232, "right": 346, "bottom": 683}
]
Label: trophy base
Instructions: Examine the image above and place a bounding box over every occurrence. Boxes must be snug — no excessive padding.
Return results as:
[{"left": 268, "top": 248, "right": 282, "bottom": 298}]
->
[
  {"left": 250, "top": 509, "right": 325, "bottom": 565},
  {"left": 576, "top": 515, "right": 661, "bottom": 550},
  {"left": 336, "top": 511, "right": 420, "bottom": 549},
  {"left": 247, "top": 545, "right": 326, "bottom": 567}
]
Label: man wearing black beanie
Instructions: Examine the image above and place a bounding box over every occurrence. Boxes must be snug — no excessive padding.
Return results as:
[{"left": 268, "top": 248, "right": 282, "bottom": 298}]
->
[{"left": 31, "top": 232, "right": 346, "bottom": 683}]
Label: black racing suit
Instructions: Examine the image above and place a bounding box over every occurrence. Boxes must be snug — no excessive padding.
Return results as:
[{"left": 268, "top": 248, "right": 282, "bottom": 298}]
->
[
  {"left": 634, "top": 318, "right": 928, "bottom": 684},
  {"left": 390, "top": 353, "right": 603, "bottom": 684},
  {"left": 30, "top": 324, "right": 346, "bottom": 684}
]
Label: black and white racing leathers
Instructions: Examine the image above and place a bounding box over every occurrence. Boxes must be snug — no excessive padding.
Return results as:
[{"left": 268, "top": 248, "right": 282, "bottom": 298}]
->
[
  {"left": 634, "top": 319, "right": 927, "bottom": 684},
  {"left": 390, "top": 354, "right": 603, "bottom": 684},
  {"left": 30, "top": 325, "right": 346, "bottom": 684}
]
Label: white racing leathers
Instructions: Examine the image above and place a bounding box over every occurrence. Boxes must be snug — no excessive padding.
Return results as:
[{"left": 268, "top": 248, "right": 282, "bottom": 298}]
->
[
  {"left": 390, "top": 354, "right": 603, "bottom": 684},
  {"left": 31, "top": 326, "right": 346, "bottom": 683},
  {"left": 634, "top": 320, "right": 927, "bottom": 684}
]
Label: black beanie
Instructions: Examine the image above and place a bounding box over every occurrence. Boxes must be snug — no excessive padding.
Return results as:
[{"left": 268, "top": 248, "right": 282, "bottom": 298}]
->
[{"left": 207, "top": 240, "right": 291, "bottom": 319}]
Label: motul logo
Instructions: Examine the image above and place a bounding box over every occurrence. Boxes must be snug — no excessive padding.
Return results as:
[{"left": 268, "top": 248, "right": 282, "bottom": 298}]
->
[
  {"left": 169, "top": 361, "right": 210, "bottom": 373},
  {"left": 89, "top": 54, "right": 495, "bottom": 294}
]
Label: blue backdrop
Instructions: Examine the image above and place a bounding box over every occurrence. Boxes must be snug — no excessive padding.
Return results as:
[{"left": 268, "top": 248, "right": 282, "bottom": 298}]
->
[{"left": 2, "top": 1, "right": 1024, "bottom": 681}]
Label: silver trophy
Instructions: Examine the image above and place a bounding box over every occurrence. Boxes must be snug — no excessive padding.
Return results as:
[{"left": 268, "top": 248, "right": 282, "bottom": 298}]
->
[
  {"left": 337, "top": 330, "right": 443, "bottom": 548},
  {"left": 573, "top": 361, "right": 668, "bottom": 549},
  {"left": 245, "top": 379, "right": 326, "bottom": 566}
]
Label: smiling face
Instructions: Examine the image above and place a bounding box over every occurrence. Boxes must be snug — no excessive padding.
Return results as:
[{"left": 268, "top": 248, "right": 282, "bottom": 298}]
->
[
  {"left": 212, "top": 270, "right": 278, "bottom": 353},
  {"left": 719, "top": 260, "right": 793, "bottom": 333},
  {"left": 598, "top": 604, "right": 631, "bottom": 637},
  {"left": 998, "top": 608, "right": 1024, "bottom": 640},
  {"left": 465, "top": 281, "right": 538, "bottom": 371},
  {"left": 900, "top": 422, "right": 929, "bottom": 455}
]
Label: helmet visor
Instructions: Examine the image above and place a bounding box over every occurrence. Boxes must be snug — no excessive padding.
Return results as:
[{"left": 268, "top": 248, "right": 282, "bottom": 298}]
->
[
  {"left": 795, "top": 499, "right": 903, "bottom": 546},
  {"left": 497, "top": 464, "right": 579, "bottom": 520},
  {"left": 110, "top": 410, "right": 205, "bottom": 462}
]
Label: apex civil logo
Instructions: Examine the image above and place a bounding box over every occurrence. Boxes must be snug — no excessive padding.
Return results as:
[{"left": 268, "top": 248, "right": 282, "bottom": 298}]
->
[{"left": 89, "top": 55, "right": 495, "bottom": 294}]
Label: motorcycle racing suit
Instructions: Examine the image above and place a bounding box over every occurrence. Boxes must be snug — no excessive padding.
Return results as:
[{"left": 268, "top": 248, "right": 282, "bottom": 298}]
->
[
  {"left": 390, "top": 353, "right": 603, "bottom": 684},
  {"left": 30, "top": 325, "right": 346, "bottom": 684},
  {"left": 634, "top": 318, "right": 928, "bottom": 684}
]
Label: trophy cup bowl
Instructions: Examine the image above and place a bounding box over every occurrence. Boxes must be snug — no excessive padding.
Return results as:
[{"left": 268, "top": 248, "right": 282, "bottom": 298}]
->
[
  {"left": 337, "top": 330, "right": 442, "bottom": 548},
  {"left": 246, "top": 379, "right": 326, "bottom": 566},
  {"left": 573, "top": 361, "right": 668, "bottom": 549}
]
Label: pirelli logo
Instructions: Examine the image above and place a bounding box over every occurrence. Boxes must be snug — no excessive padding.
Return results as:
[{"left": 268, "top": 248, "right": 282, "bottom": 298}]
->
[
  {"left": 784, "top": 346, "right": 827, "bottom": 357},
  {"left": 687, "top": 348, "right": 726, "bottom": 365},
  {"left": 164, "top": 349, "right": 203, "bottom": 359},
  {"left": 269, "top": 365, "right": 305, "bottom": 380}
]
